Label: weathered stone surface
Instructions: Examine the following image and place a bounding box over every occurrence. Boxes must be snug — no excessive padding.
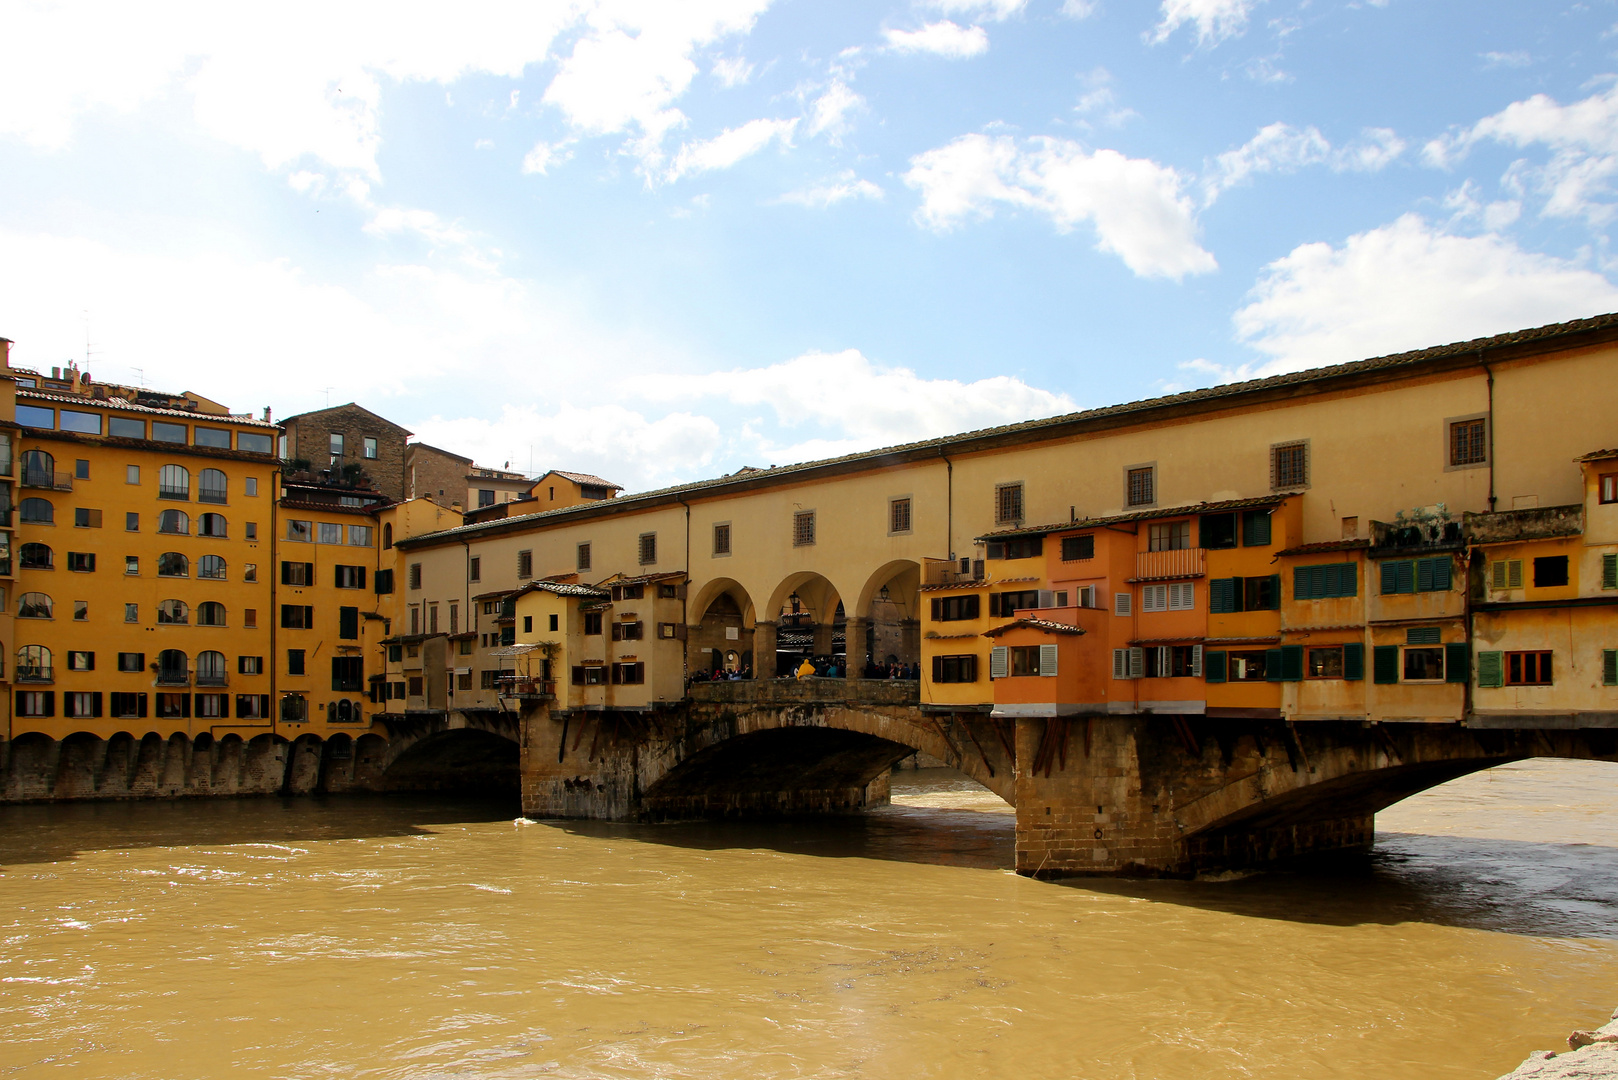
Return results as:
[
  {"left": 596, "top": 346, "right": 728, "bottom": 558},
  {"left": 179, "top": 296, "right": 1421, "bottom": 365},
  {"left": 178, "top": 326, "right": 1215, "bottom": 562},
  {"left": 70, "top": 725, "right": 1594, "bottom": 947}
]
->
[{"left": 1498, "top": 1016, "right": 1618, "bottom": 1079}]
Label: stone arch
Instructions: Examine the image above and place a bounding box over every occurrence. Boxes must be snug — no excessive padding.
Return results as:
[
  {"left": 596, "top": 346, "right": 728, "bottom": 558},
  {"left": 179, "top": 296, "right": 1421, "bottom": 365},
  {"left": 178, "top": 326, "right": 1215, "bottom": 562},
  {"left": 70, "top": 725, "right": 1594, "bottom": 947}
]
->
[
  {"left": 212, "top": 733, "right": 245, "bottom": 792},
  {"left": 763, "top": 572, "right": 851, "bottom": 678},
  {"left": 382, "top": 728, "right": 519, "bottom": 795},
  {"left": 52, "top": 731, "right": 102, "bottom": 798},
  {"left": 687, "top": 577, "right": 757, "bottom": 678},
  {"left": 283, "top": 733, "right": 325, "bottom": 795},
  {"left": 852, "top": 560, "right": 922, "bottom": 673}
]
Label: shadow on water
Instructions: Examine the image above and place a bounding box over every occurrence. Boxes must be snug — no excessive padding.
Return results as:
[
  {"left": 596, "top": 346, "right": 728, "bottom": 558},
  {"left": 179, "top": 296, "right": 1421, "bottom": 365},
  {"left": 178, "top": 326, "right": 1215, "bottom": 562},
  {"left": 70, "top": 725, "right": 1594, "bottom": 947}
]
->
[{"left": 0, "top": 793, "right": 521, "bottom": 868}]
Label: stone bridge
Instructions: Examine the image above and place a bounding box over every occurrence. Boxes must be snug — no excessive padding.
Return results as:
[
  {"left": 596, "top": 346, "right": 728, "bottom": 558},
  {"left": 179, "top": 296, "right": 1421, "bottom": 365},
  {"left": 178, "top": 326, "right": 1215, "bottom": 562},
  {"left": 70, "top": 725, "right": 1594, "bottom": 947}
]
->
[{"left": 518, "top": 684, "right": 1618, "bottom": 877}]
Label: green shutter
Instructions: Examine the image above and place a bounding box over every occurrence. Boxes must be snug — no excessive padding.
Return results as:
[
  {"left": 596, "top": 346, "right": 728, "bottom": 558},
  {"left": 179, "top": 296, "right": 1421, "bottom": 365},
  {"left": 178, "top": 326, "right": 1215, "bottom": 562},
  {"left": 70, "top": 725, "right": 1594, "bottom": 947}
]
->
[
  {"left": 1603, "top": 650, "right": 1618, "bottom": 687},
  {"left": 1242, "top": 510, "right": 1272, "bottom": 548},
  {"left": 1477, "top": 651, "right": 1503, "bottom": 688},
  {"left": 1406, "top": 626, "right": 1441, "bottom": 645},
  {"left": 1342, "top": 642, "right": 1364, "bottom": 680},
  {"left": 1416, "top": 558, "right": 1435, "bottom": 592},
  {"left": 1603, "top": 553, "right": 1617, "bottom": 591},
  {"left": 1293, "top": 565, "right": 1315, "bottom": 601},
  {"left": 1265, "top": 647, "right": 1284, "bottom": 682},
  {"left": 1445, "top": 643, "right": 1469, "bottom": 683},
  {"left": 1336, "top": 562, "right": 1359, "bottom": 597},
  {"left": 1204, "top": 650, "right": 1227, "bottom": 683},
  {"left": 1380, "top": 561, "right": 1399, "bottom": 594},
  {"left": 1417, "top": 556, "right": 1452, "bottom": 593},
  {"left": 1280, "top": 644, "right": 1304, "bottom": 681},
  {"left": 1210, "top": 577, "right": 1239, "bottom": 614},
  {"left": 1373, "top": 645, "right": 1399, "bottom": 684}
]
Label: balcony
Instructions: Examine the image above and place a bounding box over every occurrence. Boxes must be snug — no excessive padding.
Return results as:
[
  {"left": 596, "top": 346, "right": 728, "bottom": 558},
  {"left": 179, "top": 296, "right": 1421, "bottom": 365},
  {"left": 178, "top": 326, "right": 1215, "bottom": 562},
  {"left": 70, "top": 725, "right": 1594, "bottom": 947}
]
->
[
  {"left": 196, "top": 674, "right": 229, "bottom": 688},
  {"left": 20, "top": 469, "right": 72, "bottom": 492},
  {"left": 497, "top": 675, "right": 555, "bottom": 701},
  {"left": 15, "top": 666, "right": 52, "bottom": 684},
  {"left": 688, "top": 677, "right": 919, "bottom": 707},
  {"left": 155, "top": 671, "right": 191, "bottom": 687},
  {"left": 1463, "top": 505, "right": 1583, "bottom": 545},
  {"left": 1134, "top": 547, "right": 1205, "bottom": 581},
  {"left": 1370, "top": 515, "right": 1465, "bottom": 557},
  {"left": 923, "top": 558, "right": 985, "bottom": 587}
]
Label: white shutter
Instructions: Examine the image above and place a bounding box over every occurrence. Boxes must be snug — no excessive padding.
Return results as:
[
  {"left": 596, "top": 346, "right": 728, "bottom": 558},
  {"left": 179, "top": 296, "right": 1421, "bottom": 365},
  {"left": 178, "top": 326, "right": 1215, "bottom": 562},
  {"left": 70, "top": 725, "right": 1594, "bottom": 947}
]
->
[
  {"left": 1154, "top": 646, "right": 1170, "bottom": 677},
  {"left": 1142, "top": 584, "right": 1166, "bottom": 612},
  {"left": 1169, "top": 583, "right": 1194, "bottom": 610},
  {"left": 1038, "top": 589, "right": 1056, "bottom": 609},
  {"left": 1191, "top": 644, "right": 1203, "bottom": 677},
  {"left": 1039, "top": 643, "right": 1058, "bottom": 677},
  {"left": 1112, "top": 648, "right": 1128, "bottom": 679},
  {"left": 990, "top": 646, "right": 1009, "bottom": 679},
  {"left": 1128, "top": 647, "right": 1145, "bottom": 679},
  {"left": 1114, "top": 592, "right": 1132, "bottom": 616}
]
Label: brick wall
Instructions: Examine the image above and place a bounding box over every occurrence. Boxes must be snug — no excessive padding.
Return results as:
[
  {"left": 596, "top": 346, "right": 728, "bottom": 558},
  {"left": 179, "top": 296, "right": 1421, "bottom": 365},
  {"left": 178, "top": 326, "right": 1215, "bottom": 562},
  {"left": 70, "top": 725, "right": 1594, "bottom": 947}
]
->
[
  {"left": 282, "top": 404, "right": 410, "bottom": 501},
  {"left": 406, "top": 444, "right": 472, "bottom": 508}
]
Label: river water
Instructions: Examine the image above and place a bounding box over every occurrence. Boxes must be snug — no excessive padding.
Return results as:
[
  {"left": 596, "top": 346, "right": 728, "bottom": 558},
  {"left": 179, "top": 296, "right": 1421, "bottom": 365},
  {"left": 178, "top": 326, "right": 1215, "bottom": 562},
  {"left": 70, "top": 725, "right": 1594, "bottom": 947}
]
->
[{"left": 1, "top": 759, "right": 1615, "bottom": 1080}]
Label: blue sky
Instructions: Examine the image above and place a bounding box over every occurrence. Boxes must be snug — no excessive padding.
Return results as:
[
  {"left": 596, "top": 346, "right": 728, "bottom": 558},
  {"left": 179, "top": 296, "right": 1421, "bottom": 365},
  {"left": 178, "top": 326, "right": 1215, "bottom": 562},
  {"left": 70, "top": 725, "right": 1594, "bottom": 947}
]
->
[{"left": 4, "top": 0, "right": 1618, "bottom": 490}]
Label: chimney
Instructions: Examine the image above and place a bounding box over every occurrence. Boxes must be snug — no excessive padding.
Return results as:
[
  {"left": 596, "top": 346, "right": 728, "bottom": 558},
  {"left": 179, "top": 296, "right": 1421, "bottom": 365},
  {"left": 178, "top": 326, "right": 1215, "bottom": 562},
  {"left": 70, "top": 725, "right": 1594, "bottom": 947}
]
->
[
  {"left": 0, "top": 337, "right": 11, "bottom": 369},
  {"left": 263, "top": 406, "right": 272, "bottom": 422}
]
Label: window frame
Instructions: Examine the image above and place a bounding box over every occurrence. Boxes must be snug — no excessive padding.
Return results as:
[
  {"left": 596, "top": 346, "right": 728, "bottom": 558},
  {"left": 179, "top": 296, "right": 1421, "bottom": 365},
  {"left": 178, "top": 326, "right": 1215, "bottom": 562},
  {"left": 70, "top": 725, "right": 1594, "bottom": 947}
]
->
[
  {"left": 889, "top": 496, "right": 913, "bottom": 536},
  {"left": 1271, "top": 440, "right": 1310, "bottom": 490},
  {"left": 994, "top": 482, "right": 1024, "bottom": 526},
  {"left": 1445, "top": 412, "right": 1490, "bottom": 470},
  {"left": 1124, "top": 463, "right": 1156, "bottom": 508}
]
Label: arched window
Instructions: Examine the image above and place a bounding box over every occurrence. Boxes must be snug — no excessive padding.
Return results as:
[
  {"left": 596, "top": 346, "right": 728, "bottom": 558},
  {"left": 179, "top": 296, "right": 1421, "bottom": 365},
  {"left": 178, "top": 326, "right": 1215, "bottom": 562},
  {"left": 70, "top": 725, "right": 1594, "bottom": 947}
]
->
[
  {"left": 197, "top": 555, "right": 227, "bottom": 580},
  {"left": 157, "top": 649, "right": 188, "bottom": 683},
  {"left": 19, "top": 543, "right": 52, "bottom": 569},
  {"left": 159, "top": 464, "right": 190, "bottom": 500},
  {"left": 197, "top": 601, "right": 227, "bottom": 626},
  {"left": 158, "top": 509, "right": 190, "bottom": 535},
  {"left": 199, "top": 513, "right": 227, "bottom": 538},
  {"left": 383, "top": 523, "right": 393, "bottom": 549},
  {"left": 20, "top": 449, "right": 55, "bottom": 488},
  {"left": 16, "top": 645, "right": 52, "bottom": 681},
  {"left": 157, "top": 598, "right": 189, "bottom": 624},
  {"left": 335, "top": 699, "right": 353, "bottom": 723},
  {"left": 198, "top": 469, "right": 228, "bottom": 504},
  {"left": 157, "top": 552, "right": 189, "bottom": 577},
  {"left": 196, "top": 651, "right": 226, "bottom": 685},
  {"left": 19, "top": 497, "right": 53, "bottom": 524},
  {"left": 18, "top": 592, "right": 53, "bottom": 619}
]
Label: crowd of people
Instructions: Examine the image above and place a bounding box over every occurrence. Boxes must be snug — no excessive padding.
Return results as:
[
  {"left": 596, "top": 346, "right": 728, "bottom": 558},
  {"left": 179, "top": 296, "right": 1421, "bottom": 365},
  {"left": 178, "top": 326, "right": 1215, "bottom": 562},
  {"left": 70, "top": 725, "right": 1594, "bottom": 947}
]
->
[{"left": 689, "top": 655, "right": 922, "bottom": 684}]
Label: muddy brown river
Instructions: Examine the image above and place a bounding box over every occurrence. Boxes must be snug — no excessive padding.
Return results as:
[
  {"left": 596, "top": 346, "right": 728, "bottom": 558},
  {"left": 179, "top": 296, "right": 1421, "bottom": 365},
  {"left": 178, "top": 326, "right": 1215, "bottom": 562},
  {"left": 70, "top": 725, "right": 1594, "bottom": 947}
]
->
[{"left": 1, "top": 760, "right": 1615, "bottom": 1079}]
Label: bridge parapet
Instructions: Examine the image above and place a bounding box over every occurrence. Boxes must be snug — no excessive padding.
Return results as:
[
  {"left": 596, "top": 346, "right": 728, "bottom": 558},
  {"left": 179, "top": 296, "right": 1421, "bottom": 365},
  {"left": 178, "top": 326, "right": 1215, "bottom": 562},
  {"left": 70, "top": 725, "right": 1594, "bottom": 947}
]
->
[{"left": 688, "top": 677, "right": 919, "bottom": 707}]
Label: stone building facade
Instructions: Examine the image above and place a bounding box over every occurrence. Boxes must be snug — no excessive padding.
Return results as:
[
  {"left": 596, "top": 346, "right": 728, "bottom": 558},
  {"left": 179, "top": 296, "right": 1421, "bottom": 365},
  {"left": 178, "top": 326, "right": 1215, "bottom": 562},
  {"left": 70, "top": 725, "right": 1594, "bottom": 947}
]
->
[{"left": 280, "top": 404, "right": 411, "bottom": 501}]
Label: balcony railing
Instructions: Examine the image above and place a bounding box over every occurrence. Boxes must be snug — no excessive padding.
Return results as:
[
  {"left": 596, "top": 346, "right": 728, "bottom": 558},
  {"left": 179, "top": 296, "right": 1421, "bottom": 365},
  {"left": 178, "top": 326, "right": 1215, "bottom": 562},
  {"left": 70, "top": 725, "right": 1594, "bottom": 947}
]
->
[
  {"left": 1134, "top": 547, "right": 1205, "bottom": 581},
  {"left": 15, "top": 666, "right": 51, "bottom": 684},
  {"left": 923, "top": 559, "right": 985, "bottom": 586},
  {"left": 688, "top": 678, "right": 919, "bottom": 707},
  {"left": 20, "top": 469, "right": 72, "bottom": 492},
  {"left": 155, "top": 671, "right": 191, "bottom": 687},
  {"left": 195, "top": 674, "right": 229, "bottom": 687}
]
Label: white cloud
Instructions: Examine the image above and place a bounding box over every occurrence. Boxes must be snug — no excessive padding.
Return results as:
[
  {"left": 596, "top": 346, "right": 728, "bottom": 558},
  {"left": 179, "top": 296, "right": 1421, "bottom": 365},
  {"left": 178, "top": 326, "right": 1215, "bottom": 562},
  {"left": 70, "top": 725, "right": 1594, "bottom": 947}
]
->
[
  {"left": 1479, "top": 50, "right": 1531, "bottom": 69},
  {"left": 1228, "top": 214, "right": 1618, "bottom": 374},
  {"left": 1060, "top": 0, "right": 1100, "bottom": 18},
  {"left": 666, "top": 117, "right": 798, "bottom": 182},
  {"left": 711, "top": 55, "right": 755, "bottom": 87},
  {"left": 903, "top": 133, "right": 1216, "bottom": 279},
  {"left": 1072, "top": 68, "right": 1137, "bottom": 129},
  {"left": 1204, "top": 123, "right": 1404, "bottom": 203},
  {"left": 1424, "top": 81, "right": 1618, "bottom": 225},
  {"left": 807, "top": 80, "right": 865, "bottom": 140},
  {"left": 883, "top": 21, "right": 990, "bottom": 59},
  {"left": 1148, "top": 0, "right": 1257, "bottom": 48},
  {"left": 636, "top": 349, "right": 1077, "bottom": 458},
  {"left": 922, "top": 0, "right": 1026, "bottom": 21},
  {"left": 775, "top": 172, "right": 884, "bottom": 208},
  {"left": 521, "top": 140, "right": 574, "bottom": 176}
]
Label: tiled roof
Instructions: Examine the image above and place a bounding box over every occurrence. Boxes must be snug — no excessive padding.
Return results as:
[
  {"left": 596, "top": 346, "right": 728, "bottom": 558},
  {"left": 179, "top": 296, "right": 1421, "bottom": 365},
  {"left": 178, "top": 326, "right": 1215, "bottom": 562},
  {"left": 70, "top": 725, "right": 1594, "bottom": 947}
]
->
[
  {"left": 520, "top": 580, "right": 610, "bottom": 599},
  {"left": 601, "top": 570, "right": 687, "bottom": 586},
  {"left": 398, "top": 312, "right": 1618, "bottom": 551},
  {"left": 1578, "top": 448, "right": 1618, "bottom": 462},
  {"left": 980, "top": 495, "right": 1289, "bottom": 541},
  {"left": 551, "top": 470, "right": 621, "bottom": 488},
  {"left": 982, "top": 617, "right": 1085, "bottom": 637},
  {"left": 16, "top": 388, "right": 279, "bottom": 428},
  {"left": 1276, "top": 538, "right": 1372, "bottom": 556}
]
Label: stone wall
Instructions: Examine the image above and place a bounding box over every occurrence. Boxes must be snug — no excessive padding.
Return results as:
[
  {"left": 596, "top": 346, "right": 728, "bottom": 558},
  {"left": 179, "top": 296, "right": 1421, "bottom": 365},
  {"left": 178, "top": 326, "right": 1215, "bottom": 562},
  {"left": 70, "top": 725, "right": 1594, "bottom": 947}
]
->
[
  {"left": 283, "top": 404, "right": 410, "bottom": 501},
  {"left": 406, "top": 444, "right": 472, "bottom": 508}
]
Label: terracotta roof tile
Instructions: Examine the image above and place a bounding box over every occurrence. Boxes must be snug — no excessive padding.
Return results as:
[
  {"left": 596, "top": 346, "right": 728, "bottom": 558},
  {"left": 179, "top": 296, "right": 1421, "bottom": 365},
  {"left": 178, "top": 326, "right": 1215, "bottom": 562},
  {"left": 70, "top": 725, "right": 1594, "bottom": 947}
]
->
[
  {"left": 982, "top": 617, "right": 1085, "bottom": 637},
  {"left": 981, "top": 495, "right": 1289, "bottom": 541}
]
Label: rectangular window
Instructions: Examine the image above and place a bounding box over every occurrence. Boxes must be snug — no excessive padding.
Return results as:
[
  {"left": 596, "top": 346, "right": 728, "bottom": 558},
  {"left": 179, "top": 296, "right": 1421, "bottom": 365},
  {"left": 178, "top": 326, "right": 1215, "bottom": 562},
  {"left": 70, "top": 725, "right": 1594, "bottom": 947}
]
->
[
  {"left": 111, "top": 692, "right": 147, "bottom": 719},
  {"left": 931, "top": 654, "right": 978, "bottom": 683},
  {"left": 1490, "top": 559, "right": 1525, "bottom": 590},
  {"left": 287, "top": 649, "right": 306, "bottom": 676},
  {"left": 74, "top": 458, "right": 89, "bottom": 479},
  {"left": 151, "top": 421, "right": 186, "bottom": 444},
  {"left": 1200, "top": 513, "right": 1237, "bottom": 550},
  {"left": 583, "top": 611, "right": 603, "bottom": 636},
  {"left": 124, "top": 603, "right": 138, "bottom": 623},
  {"left": 16, "top": 691, "right": 53, "bottom": 717},
  {"left": 518, "top": 550, "right": 533, "bottom": 579},
  {"left": 427, "top": 604, "right": 439, "bottom": 635},
  {"left": 408, "top": 563, "right": 422, "bottom": 590},
  {"left": 331, "top": 656, "right": 364, "bottom": 691},
  {"left": 1148, "top": 521, "right": 1190, "bottom": 551},
  {"left": 995, "top": 483, "right": 1024, "bottom": 525},
  {"left": 194, "top": 693, "right": 226, "bottom": 719},
  {"left": 985, "top": 537, "right": 1043, "bottom": 560},
  {"left": 329, "top": 432, "right": 344, "bottom": 459},
  {"left": 1602, "top": 474, "right": 1618, "bottom": 504},
  {"left": 793, "top": 511, "right": 816, "bottom": 547},
  {"left": 281, "top": 561, "right": 313, "bottom": 587},
  {"left": 991, "top": 590, "right": 1041, "bottom": 617},
  {"left": 1506, "top": 650, "right": 1553, "bottom": 686},
  {"left": 1126, "top": 466, "right": 1154, "bottom": 507},
  {"left": 16, "top": 405, "right": 54, "bottom": 428},
  {"left": 125, "top": 465, "right": 140, "bottom": 484},
  {"left": 1450, "top": 418, "right": 1487, "bottom": 466},
  {"left": 1168, "top": 582, "right": 1194, "bottom": 610},
  {"left": 346, "top": 525, "right": 372, "bottom": 546},
  {"left": 243, "top": 609, "right": 257, "bottom": 629},
  {"left": 239, "top": 656, "right": 263, "bottom": 675},
  {"left": 1144, "top": 645, "right": 1199, "bottom": 679},
  {"left": 1533, "top": 555, "right": 1569, "bottom": 588},
  {"left": 286, "top": 519, "right": 312, "bottom": 542},
  {"left": 930, "top": 595, "right": 981, "bottom": 621},
  {"left": 1242, "top": 510, "right": 1273, "bottom": 547},
  {"left": 364, "top": 436, "right": 378, "bottom": 459},
  {"left": 316, "top": 522, "right": 341, "bottom": 545},
  {"left": 610, "top": 662, "right": 645, "bottom": 685},
  {"left": 1403, "top": 646, "right": 1445, "bottom": 681},
  {"left": 60, "top": 410, "right": 101, "bottom": 435},
  {"left": 639, "top": 533, "right": 657, "bottom": 566},
  {"left": 550, "top": 614, "right": 560, "bottom": 633},
  {"left": 890, "top": 498, "right": 912, "bottom": 534},
  {"left": 280, "top": 605, "right": 314, "bottom": 629},
  {"left": 577, "top": 543, "right": 591, "bottom": 571},
  {"left": 468, "top": 557, "right": 481, "bottom": 583},
  {"left": 192, "top": 426, "right": 229, "bottom": 449},
  {"left": 1060, "top": 534, "right": 1094, "bottom": 561},
  {"left": 611, "top": 620, "right": 644, "bottom": 641},
  {"left": 65, "top": 692, "right": 100, "bottom": 718},
  {"left": 118, "top": 652, "right": 144, "bottom": 673},
  {"left": 713, "top": 523, "right": 732, "bottom": 556},
  {"left": 1272, "top": 442, "right": 1308, "bottom": 489},
  {"left": 245, "top": 477, "right": 258, "bottom": 497},
  {"left": 1379, "top": 557, "right": 1452, "bottom": 595},
  {"left": 522, "top": 614, "right": 532, "bottom": 634},
  {"left": 126, "top": 512, "right": 139, "bottom": 532},
  {"left": 334, "top": 565, "right": 366, "bottom": 589},
  {"left": 1114, "top": 591, "right": 1131, "bottom": 616},
  {"left": 67, "top": 651, "right": 94, "bottom": 671},
  {"left": 1293, "top": 563, "right": 1358, "bottom": 600},
  {"left": 340, "top": 606, "right": 359, "bottom": 640},
  {"left": 1308, "top": 647, "right": 1344, "bottom": 678},
  {"left": 1229, "top": 650, "right": 1268, "bottom": 681},
  {"left": 375, "top": 568, "right": 393, "bottom": 594},
  {"left": 74, "top": 508, "right": 102, "bottom": 528},
  {"left": 1243, "top": 575, "right": 1279, "bottom": 611},
  {"left": 108, "top": 416, "right": 143, "bottom": 439},
  {"left": 1142, "top": 583, "right": 1168, "bottom": 612},
  {"left": 450, "top": 604, "right": 459, "bottom": 635},
  {"left": 68, "top": 551, "right": 94, "bottom": 572}
]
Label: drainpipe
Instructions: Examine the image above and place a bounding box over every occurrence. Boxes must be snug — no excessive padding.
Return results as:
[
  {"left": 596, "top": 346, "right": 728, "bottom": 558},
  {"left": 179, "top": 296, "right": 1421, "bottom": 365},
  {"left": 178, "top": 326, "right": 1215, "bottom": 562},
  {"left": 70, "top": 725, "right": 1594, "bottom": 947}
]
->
[
  {"left": 939, "top": 448, "right": 953, "bottom": 561},
  {"left": 1480, "top": 350, "right": 1497, "bottom": 513},
  {"left": 679, "top": 498, "right": 690, "bottom": 687},
  {"left": 270, "top": 467, "right": 281, "bottom": 739}
]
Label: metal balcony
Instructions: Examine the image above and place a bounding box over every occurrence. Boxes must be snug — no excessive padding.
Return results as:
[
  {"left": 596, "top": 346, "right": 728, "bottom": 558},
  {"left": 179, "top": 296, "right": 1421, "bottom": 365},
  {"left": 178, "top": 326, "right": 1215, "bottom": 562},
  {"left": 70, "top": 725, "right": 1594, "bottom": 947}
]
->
[{"left": 20, "top": 469, "right": 72, "bottom": 492}]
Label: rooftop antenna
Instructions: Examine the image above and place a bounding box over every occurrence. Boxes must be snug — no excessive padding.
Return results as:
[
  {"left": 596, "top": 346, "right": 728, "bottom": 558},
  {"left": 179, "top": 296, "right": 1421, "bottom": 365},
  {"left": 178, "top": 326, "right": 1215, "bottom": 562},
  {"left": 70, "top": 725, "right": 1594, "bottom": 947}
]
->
[
  {"left": 323, "top": 387, "right": 333, "bottom": 407},
  {"left": 132, "top": 367, "right": 146, "bottom": 389},
  {"left": 82, "top": 310, "right": 97, "bottom": 373}
]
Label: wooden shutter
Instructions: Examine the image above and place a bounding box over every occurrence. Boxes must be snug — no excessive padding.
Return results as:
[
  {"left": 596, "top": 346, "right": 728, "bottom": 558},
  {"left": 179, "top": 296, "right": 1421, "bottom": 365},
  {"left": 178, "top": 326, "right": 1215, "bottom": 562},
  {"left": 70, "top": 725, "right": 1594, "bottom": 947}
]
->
[
  {"left": 1604, "top": 553, "right": 1618, "bottom": 591},
  {"left": 1038, "top": 643, "right": 1058, "bottom": 677},
  {"left": 986, "top": 541, "right": 1005, "bottom": 560},
  {"left": 1242, "top": 510, "right": 1272, "bottom": 547},
  {"left": 1112, "top": 649, "right": 1128, "bottom": 679},
  {"left": 1265, "top": 575, "right": 1281, "bottom": 610},
  {"left": 1114, "top": 591, "right": 1132, "bottom": 616},
  {"left": 1603, "top": 650, "right": 1617, "bottom": 687},
  {"left": 962, "top": 595, "right": 980, "bottom": 619},
  {"left": 1203, "top": 650, "right": 1226, "bottom": 683},
  {"left": 339, "top": 606, "right": 359, "bottom": 640},
  {"left": 571, "top": 665, "right": 585, "bottom": 685},
  {"left": 1191, "top": 644, "right": 1203, "bottom": 677},
  {"left": 990, "top": 646, "right": 1008, "bottom": 679},
  {"left": 1280, "top": 644, "right": 1304, "bottom": 681},
  {"left": 1264, "top": 648, "right": 1284, "bottom": 682},
  {"left": 932, "top": 656, "right": 944, "bottom": 682},
  {"left": 1477, "top": 651, "right": 1503, "bottom": 688},
  {"left": 611, "top": 623, "right": 623, "bottom": 641},
  {"left": 1445, "top": 643, "right": 1469, "bottom": 683},
  {"left": 1372, "top": 645, "right": 1399, "bottom": 684},
  {"left": 356, "top": 567, "right": 366, "bottom": 589},
  {"left": 1342, "top": 642, "right": 1364, "bottom": 681},
  {"left": 91, "top": 692, "right": 103, "bottom": 717},
  {"left": 930, "top": 598, "right": 942, "bottom": 621},
  {"left": 1128, "top": 647, "right": 1145, "bottom": 679},
  {"left": 138, "top": 693, "right": 149, "bottom": 718},
  {"left": 1293, "top": 566, "right": 1316, "bottom": 601}
]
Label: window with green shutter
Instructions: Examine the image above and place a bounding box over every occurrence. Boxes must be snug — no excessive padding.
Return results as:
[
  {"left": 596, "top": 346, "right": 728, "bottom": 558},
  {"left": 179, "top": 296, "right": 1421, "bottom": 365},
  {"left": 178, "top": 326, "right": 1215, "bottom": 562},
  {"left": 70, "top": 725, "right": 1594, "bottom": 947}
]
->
[
  {"left": 1204, "top": 650, "right": 1227, "bottom": 683},
  {"left": 1209, "top": 577, "right": 1241, "bottom": 613},
  {"left": 1265, "top": 647, "right": 1284, "bottom": 681},
  {"left": 1242, "top": 509, "right": 1272, "bottom": 547},
  {"left": 1294, "top": 563, "right": 1357, "bottom": 600},
  {"left": 1342, "top": 642, "right": 1364, "bottom": 680},
  {"left": 1603, "top": 553, "right": 1617, "bottom": 591},
  {"left": 1380, "top": 560, "right": 1415, "bottom": 594},
  {"left": 1604, "top": 649, "right": 1618, "bottom": 687},
  {"left": 1279, "top": 644, "right": 1303, "bottom": 681},
  {"left": 1372, "top": 645, "right": 1400, "bottom": 683},
  {"left": 1445, "top": 643, "right": 1469, "bottom": 683},
  {"left": 1406, "top": 626, "right": 1441, "bottom": 645},
  {"left": 1477, "top": 651, "right": 1503, "bottom": 688},
  {"left": 1416, "top": 556, "right": 1453, "bottom": 592}
]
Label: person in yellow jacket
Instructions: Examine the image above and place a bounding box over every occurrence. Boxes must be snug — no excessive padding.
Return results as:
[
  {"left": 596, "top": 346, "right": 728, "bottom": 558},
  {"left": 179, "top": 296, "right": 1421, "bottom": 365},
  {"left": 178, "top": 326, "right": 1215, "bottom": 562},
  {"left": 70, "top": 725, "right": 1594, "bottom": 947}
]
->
[{"left": 795, "top": 657, "right": 815, "bottom": 679}]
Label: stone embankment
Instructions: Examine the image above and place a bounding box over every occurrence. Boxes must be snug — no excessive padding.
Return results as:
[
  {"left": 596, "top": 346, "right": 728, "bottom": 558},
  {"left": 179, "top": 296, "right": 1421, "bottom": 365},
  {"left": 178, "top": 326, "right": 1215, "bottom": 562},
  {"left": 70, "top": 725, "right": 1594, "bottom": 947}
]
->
[{"left": 1497, "top": 1008, "right": 1618, "bottom": 1078}]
